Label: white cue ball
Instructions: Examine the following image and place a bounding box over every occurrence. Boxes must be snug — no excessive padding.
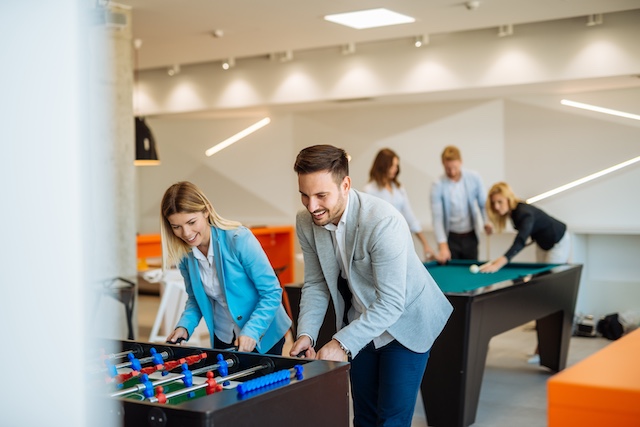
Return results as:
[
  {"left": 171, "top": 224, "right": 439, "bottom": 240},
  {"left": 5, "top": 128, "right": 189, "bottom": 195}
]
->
[{"left": 469, "top": 264, "right": 480, "bottom": 274}]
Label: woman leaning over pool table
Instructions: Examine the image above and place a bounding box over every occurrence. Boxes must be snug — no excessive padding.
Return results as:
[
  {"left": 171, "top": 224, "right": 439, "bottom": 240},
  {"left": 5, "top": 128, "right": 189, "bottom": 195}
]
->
[{"left": 480, "top": 182, "right": 571, "bottom": 273}]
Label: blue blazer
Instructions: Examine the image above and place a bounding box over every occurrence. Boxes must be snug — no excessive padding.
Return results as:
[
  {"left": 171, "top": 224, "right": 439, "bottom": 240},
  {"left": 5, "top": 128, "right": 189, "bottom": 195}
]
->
[
  {"left": 176, "top": 226, "right": 291, "bottom": 353},
  {"left": 296, "top": 189, "right": 452, "bottom": 358}
]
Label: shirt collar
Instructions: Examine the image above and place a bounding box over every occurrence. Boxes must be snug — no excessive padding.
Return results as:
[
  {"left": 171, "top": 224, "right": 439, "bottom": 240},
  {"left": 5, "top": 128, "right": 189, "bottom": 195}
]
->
[
  {"left": 192, "top": 230, "right": 213, "bottom": 262},
  {"left": 323, "top": 194, "right": 349, "bottom": 232}
]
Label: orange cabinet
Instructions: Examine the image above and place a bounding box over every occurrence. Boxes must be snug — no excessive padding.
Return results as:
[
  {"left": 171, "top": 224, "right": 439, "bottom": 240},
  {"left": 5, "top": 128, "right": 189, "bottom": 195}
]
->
[
  {"left": 250, "top": 226, "right": 296, "bottom": 320},
  {"left": 137, "top": 227, "right": 295, "bottom": 282},
  {"left": 137, "top": 234, "right": 162, "bottom": 270},
  {"left": 250, "top": 226, "right": 295, "bottom": 285},
  {"left": 137, "top": 227, "right": 296, "bottom": 319}
]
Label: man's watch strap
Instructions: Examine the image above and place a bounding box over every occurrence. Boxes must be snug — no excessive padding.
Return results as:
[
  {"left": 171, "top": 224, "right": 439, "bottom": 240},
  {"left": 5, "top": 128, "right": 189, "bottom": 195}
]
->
[{"left": 334, "top": 339, "right": 351, "bottom": 357}]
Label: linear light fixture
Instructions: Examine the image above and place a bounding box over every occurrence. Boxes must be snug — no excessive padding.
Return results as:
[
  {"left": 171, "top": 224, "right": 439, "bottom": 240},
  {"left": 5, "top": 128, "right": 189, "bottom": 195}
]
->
[
  {"left": 560, "top": 99, "right": 640, "bottom": 121},
  {"left": 205, "top": 117, "right": 271, "bottom": 157},
  {"left": 324, "top": 8, "right": 415, "bottom": 30},
  {"left": 526, "top": 155, "right": 640, "bottom": 204}
]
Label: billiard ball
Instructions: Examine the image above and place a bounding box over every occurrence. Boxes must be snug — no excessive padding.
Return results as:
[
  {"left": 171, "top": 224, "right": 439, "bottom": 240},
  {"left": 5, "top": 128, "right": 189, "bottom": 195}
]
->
[{"left": 469, "top": 264, "right": 480, "bottom": 274}]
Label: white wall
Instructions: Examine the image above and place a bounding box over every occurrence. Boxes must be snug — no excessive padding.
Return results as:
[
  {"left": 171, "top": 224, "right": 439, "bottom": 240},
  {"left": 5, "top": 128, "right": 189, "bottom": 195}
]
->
[
  {"left": 135, "top": 9, "right": 640, "bottom": 320},
  {"left": 138, "top": 93, "right": 640, "bottom": 319}
]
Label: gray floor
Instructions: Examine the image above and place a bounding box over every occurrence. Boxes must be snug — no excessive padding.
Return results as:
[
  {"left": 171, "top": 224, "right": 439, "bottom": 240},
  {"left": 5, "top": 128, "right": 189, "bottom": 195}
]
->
[
  {"left": 411, "top": 323, "right": 611, "bottom": 427},
  {"left": 137, "top": 294, "right": 611, "bottom": 427}
]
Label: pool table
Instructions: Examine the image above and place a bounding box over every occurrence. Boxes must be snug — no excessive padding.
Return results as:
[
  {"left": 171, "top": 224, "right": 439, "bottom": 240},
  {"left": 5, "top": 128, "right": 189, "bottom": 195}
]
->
[{"left": 421, "top": 260, "right": 582, "bottom": 427}]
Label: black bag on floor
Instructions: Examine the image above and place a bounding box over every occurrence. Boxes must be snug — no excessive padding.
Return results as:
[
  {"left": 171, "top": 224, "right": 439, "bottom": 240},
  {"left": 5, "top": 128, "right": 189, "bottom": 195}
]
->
[{"left": 596, "top": 313, "right": 624, "bottom": 340}]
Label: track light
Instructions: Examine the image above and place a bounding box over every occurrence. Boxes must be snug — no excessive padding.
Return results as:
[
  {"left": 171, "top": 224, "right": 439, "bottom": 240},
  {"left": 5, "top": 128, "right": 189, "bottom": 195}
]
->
[
  {"left": 341, "top": 42, "right": 356, "bottom": 55},
  {"left": 497, "top": 24, "right": 513, "bottom": 37},
  {"left": 221, "top": 57, "right": 235, "bottom": 70},
  {"left": 414, "top": 35, "right": 429, "bottom": 47},
  {"left": 586, "top": 14, "right": 603, "bottom": 26},
  {"left": 465, "top": 1, "right": 480, "bottom": 11},
  {"left": 270, "top": 51, "right": 293, "bottom": 62},
  {"left": 280, "top": 50, "right": 293, "bottom": 62},
  {"left": 167, "top": 64, "right": 180, "bottom": 76}
]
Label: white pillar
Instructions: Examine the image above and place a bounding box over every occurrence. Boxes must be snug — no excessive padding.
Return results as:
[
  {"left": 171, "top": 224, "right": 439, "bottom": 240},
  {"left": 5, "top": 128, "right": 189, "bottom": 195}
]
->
[{"left": 0, "top": 2, "right": 134, "bottom": 426}]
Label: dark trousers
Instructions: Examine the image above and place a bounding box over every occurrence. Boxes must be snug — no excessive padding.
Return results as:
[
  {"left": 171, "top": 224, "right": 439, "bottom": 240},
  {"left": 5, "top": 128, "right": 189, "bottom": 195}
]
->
[
  {"left": 447, "top": 231, "right": 478, "bottom": 260},
  {"left": 213, "top": 334, "right": 286, "bottom": 356},
  {"left": 350, "top": 340, "right": 430, "bottom": 427}
]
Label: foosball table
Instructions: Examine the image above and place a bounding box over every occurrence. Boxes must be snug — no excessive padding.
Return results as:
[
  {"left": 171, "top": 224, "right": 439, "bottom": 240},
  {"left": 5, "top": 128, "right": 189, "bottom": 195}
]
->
[{"left": 93, "top": 340, "right": 350, "bottom": 427}]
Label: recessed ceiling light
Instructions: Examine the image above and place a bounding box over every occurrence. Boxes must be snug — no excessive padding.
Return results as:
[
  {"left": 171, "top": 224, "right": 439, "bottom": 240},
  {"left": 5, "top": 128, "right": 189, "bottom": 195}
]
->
[{"left": 324, "top": 8, "right": 415, "bottom": 30}]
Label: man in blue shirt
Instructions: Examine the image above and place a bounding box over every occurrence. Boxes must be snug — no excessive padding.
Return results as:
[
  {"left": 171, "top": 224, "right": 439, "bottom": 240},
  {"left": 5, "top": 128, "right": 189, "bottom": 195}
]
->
[{"left": 431, "top": 145, "right": 493, "bottom": 262}]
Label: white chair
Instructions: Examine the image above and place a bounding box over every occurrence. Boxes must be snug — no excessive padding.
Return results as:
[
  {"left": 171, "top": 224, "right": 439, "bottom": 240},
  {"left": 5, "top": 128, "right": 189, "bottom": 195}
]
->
[{"left": 148, "top": 269, "right": 208, "bottom": 346}]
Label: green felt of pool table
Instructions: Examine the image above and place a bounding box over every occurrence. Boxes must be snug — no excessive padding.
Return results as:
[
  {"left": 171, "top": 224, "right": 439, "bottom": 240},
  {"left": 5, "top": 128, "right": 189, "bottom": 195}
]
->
[{"left": 424, "top": 259, "right": 560, "bottom": 293}]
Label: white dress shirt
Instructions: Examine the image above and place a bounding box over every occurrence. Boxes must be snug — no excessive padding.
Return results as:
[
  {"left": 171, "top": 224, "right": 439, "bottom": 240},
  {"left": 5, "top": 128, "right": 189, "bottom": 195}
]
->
[{"left": 192, "top": 238, "right": 239, "bottom": 344}]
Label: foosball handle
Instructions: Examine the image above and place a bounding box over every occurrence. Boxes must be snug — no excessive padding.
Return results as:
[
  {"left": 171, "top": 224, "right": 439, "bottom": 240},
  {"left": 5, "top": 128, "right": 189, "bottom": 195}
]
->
[{"left": 216, "top": 354, "right": 230, "bottom": 385}]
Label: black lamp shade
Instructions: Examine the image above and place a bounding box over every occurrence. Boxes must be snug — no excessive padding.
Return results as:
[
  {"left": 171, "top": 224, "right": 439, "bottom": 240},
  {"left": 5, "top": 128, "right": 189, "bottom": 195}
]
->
[{"left": 135, "top": 117, "right": 160, "bottom": 165}]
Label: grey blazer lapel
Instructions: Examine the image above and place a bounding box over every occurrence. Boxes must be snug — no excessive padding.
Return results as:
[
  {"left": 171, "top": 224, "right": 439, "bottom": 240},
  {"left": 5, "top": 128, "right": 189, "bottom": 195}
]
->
[
  {"left": 344, "top": 190, "right": 360, "bottom": 274},
  {"left": 313, "top": 225, "right": 340, "bottom": 289}
]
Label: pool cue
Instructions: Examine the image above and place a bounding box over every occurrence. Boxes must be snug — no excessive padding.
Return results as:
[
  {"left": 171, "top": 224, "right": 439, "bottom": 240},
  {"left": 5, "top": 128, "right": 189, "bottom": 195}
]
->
[{"left": 486, "top": 234, "right": 490, "bottom": 260}]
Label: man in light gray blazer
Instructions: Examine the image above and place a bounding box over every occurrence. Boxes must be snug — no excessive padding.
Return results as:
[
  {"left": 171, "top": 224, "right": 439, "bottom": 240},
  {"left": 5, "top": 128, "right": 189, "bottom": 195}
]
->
[{"left": 290, "top": 145, "right": 452, "bottom": 427}]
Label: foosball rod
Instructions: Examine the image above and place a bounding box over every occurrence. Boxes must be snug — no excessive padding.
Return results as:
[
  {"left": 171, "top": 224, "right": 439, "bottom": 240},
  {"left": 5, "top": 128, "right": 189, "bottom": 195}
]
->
[
  {"left": 147, "top": 362, "right": 272, "bottom": 403},
  {"left": 110, "top": 357, "right": 236, "bottom": 398},
  {"left": 114, "top": 350, "right": 170, "bottom": 370}
]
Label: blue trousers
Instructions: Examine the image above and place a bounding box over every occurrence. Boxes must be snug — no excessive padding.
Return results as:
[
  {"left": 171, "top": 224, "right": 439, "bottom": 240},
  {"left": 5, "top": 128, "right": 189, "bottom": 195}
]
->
[{"left": 350, "top": 340, "right": 430, "bottom": 427}]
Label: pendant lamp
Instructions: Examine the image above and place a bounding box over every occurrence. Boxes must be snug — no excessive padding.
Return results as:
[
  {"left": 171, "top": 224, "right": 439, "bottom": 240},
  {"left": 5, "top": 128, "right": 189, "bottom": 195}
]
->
[{"left": 134, "top": 117, "right": 160, "bottom": 166}]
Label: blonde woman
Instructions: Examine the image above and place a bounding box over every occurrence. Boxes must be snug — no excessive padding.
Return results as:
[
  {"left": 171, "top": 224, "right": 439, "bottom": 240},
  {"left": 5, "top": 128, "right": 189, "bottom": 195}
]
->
[
  {"left": 161, "top": 181, "right": 291, "bottom": 354},
  {"left": 482, "top": 182, "right": 571, "bottom": 272},
  {"left": 483, "top": 181, "right": 571, "bottom": 364}
]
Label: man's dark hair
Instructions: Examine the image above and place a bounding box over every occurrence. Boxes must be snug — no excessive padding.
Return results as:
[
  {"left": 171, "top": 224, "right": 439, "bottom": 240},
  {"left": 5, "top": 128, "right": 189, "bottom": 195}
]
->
[{"left": 294, "top": 144, "right": 349, "bottom": 184}]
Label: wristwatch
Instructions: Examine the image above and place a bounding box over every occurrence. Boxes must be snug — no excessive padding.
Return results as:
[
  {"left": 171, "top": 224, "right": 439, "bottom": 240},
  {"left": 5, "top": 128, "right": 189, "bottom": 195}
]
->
[{"left": 334, "top": 339, "right": 351, "bottom": 357}]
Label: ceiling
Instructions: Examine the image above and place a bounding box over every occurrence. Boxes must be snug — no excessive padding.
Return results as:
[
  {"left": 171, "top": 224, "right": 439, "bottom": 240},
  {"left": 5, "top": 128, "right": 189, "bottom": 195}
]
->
[{"left": 117, "top": 0, "right": 640, "bottom": 71}]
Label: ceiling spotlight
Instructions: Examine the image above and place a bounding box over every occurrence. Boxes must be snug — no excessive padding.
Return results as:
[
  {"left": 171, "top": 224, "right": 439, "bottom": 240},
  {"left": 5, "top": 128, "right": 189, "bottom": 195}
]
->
[
  {"left": 211, "top": 29, "right": 224, "bottom": 38},
  {"left": 465, "top": 1, "right": 480, "bottom": 11},
  {"left": 221, "top": 57, "right": 235, "bottom": 70},
  {"left": 586, "top": 14, "right": 603, "bottom": 26},
  {"left": 279, "top": 50, "right": 293, "bottom": 62},
  {"left": 341, "top": 42, "right": 356, "bottom": 55},
  {"left": 414, "top": 35, "right": 429, "bottom": 47},
  {"left": 497, "top": 24, "right": 513, "bottom": 37},
  {"left": 167, "top": 64, "right": 180, "bottom": 76}
]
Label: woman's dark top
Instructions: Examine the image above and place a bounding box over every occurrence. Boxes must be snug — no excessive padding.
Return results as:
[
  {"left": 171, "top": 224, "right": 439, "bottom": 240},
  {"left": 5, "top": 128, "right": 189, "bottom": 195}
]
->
[{"left": 504, "top": 202, "right": 567, "bottom": 261}]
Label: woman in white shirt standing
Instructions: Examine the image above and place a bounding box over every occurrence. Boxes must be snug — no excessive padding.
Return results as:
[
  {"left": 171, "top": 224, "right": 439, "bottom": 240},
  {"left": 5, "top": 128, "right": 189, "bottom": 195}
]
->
[{"left": 363, "top": 148, "right": 436, "bottom": 261}]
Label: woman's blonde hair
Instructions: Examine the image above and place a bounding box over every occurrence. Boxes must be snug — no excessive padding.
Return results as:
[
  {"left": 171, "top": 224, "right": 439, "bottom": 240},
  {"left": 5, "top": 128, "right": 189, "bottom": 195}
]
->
[
  {"left": 486, "top": 182, "right": 520, "bottom": 232},
  {"left": 160, "top": 181, "right": 241, "bottom": 268}
]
